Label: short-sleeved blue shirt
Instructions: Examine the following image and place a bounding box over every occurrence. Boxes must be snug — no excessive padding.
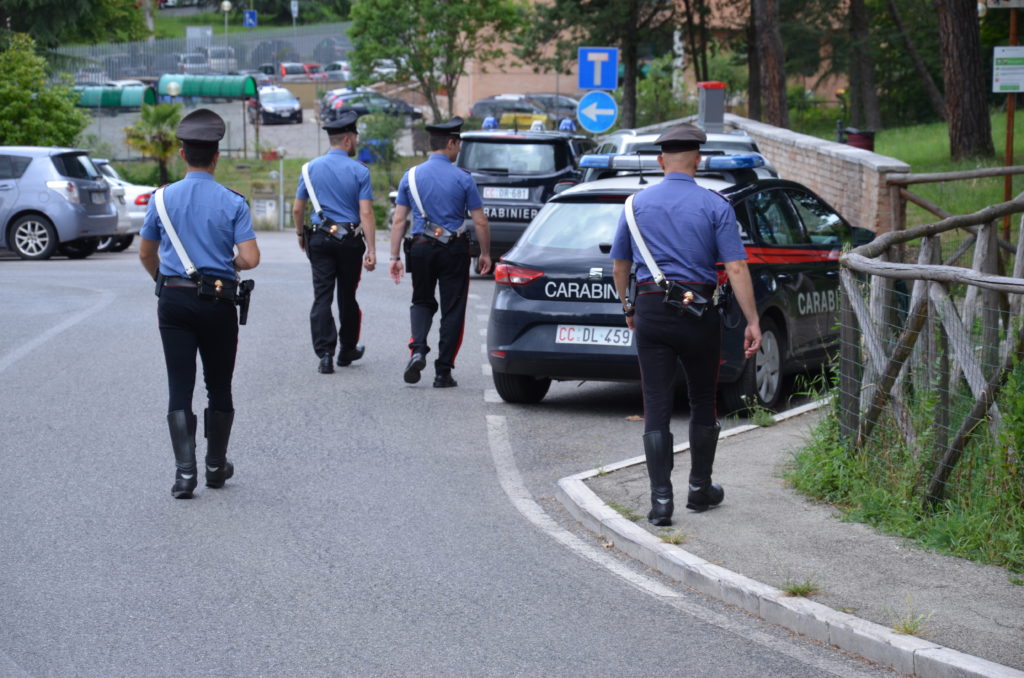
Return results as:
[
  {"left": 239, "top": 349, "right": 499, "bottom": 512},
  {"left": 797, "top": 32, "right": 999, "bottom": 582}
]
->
[
  {"left": 609, "top": 172, "right": 747, "bottom": 285},
  {"left": 140, "top": 171, "right": 256, "bottom": 279},
  {"left": 396, "top": 153, "right": 482, "bottom": 234},
  {"left": 295, "top": 149, "right": 373, "bottom": 225}
]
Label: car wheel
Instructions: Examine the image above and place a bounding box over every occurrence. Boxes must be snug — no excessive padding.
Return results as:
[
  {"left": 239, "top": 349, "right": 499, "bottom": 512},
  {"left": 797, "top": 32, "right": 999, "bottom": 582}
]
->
[
  {"left": 108, "top": 235, "right": 134, "bottom": 252},
  {"left": 97, "top": 236, "right": 115, "bottom": 252},
  {"left": 719, "top": 316, "right": 785, "bottom": 414},
  {"left": 57, "top": 237, "right": 100, "bottom": 259},
  {"left": 493, "top": 371, "right": 552, "bottom": 404},
  {"left": 297, "top": 112, "right": 303, "bottom": 124},
  {"left": 9, "top": 214, "right": 58, "bottom": 260}
]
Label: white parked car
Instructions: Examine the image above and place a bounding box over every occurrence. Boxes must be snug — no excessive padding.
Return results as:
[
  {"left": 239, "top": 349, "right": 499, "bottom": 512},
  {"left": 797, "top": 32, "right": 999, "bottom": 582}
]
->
[{"left": 93, "top": 159, "right": 155, "bottom": 252}]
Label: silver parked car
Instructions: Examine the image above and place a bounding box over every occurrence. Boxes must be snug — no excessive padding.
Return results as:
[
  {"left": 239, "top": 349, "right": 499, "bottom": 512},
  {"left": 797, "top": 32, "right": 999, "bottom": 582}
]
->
[
  {"left": 94, "top": 159, "right": 155, "bottom": 252},
  {"left": 0, "top": 147, "right": 118, "bottom": 260}
]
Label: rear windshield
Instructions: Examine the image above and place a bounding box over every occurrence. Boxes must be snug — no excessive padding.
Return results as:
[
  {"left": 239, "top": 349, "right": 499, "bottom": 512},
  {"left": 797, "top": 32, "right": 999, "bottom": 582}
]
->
[
  {"left": 522, "top": 200, "right": 624, "bottom": 250},
  {"left": 306, "top": 65, "right": 324, "bottom": 74},
  {"left": 459, "top": 141, "right": 566, "bottom": 174},
  {"left": 51, "top": 153, "right": 102, "bottom": 180},
  {"left": 284, "top": 65, "right": 304, "bottom": 75}
]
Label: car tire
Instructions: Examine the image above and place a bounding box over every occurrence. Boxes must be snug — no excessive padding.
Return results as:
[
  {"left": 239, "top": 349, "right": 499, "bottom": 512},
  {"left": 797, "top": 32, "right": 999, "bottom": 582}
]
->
[
  {"left": 108, "top": 235, "right": 134, "bottom": 252},
  {"left": 58, "top": 237, "right": 100, "bottom": 259},
  {"left": 493, "top": 371, "right": 551, "bottom": 404},
  {"left": 297, "top": 112, "right": 303, "bottom": 124},
  {"left": 9, "top": 214, "right": 58, "bottom": 260},
  {"left": 719, "top": 316, "right": 785, "bottom": 414}
]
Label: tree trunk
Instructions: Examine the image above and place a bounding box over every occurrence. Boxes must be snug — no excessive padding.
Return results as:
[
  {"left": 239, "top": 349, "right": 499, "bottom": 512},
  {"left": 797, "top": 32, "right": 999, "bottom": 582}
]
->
[
  {"left": 936, "top": 0, "right": 994, "bottom": 160},
  {"left": 142, "top": 0, "right": 155, "bottom": 44},
  {"left": 849, "top": 0, "right": 882, "bottom": 129},
  {"left": 886, "top": 0, "right": 946, "bottom": 121},
  {"left": 697, "top": 0, "right": 710, "bottom": 82},
  {"left": 753, "top": 0, "right": 788, "bottom": 127},
  {"left": 747, "top": 15, "right": 762, "bottom": 121},
  {"left": 620, "top": 0, "right": 639, "bottom": 128}
]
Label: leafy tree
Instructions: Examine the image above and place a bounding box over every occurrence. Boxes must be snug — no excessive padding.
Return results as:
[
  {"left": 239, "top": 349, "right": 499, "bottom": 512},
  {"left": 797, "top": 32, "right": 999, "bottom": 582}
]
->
[
  {"left": 125, "top": 103, "right": 182, "bottom": 185},
  {"left": 0, "top": 33, "right": 89, "bottom": 146},
  {"left": 358, "top": 113, "right": 404, "bottom": 193},
  {"left": 58, "top": 0, "right": 149, "bottom": 45},
  {"left": 0, "top": 0, "right": 91, "bottom": 48},
  {"left": 632, "top": 53, "right": 688, "bottom": 127},
  {"left": 515, "top": 0, "right": 679, "bottom": 129},
  {"left": 349, "top": 0, "right": 522, "bottom": 121}
]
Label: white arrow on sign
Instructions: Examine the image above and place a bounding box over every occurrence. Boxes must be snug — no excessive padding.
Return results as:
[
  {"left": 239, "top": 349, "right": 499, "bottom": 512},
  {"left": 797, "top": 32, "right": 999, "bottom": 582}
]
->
[{"left": 581, "top": 101, "right": 615, "bottom": 122}]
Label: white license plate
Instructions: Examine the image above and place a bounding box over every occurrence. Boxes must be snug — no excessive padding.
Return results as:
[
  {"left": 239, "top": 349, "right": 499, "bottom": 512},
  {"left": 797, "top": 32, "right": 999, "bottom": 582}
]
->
[
  {"left": 91, "top": 191, "right": 106, "bottom": 205},
  {"left": 483, "top": 186, "right": 528, "bottom": 200},
  {"left": 555, "top": 324, "right": 633, "bottom": 347}
]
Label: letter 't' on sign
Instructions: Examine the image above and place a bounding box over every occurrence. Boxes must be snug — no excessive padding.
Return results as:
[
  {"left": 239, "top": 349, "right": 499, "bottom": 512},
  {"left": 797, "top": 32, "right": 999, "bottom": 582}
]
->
[{"left": 577, "top": 47, "right": 619, "bottom": 91}]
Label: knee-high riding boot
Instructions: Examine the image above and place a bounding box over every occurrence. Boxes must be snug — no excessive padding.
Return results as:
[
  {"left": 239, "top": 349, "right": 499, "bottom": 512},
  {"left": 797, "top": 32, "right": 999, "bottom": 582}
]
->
[
  {"left": 643, "top": 430, "right": 674, "bottom": 526},
  {"left": 204, "top": 408, "right": 235, "bottom": 489},
  {"left": 169, "top": 410, "right": 197, "bottom": 499},
  {"left": 687, "top": 420, "right": 724, "bottom": 512}
]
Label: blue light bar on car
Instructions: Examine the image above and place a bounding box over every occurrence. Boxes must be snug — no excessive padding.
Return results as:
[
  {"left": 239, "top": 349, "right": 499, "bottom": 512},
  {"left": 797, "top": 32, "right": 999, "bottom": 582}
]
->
[
  {"left": 702, "top": 154, "right": 766, "bottom": 170},
  {"left": 579, "top": 154, "right": 613, "bottom": 168}
]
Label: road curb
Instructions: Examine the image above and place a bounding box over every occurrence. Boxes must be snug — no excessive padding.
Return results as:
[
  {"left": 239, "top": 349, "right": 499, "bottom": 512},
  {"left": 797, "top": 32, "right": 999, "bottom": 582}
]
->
[{"left": 556, "top": 401, "right": 1024, "bottom": 678}]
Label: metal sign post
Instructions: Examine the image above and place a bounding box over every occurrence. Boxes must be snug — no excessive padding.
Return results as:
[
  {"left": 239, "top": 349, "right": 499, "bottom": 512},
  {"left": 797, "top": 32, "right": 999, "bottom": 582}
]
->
[{"left": 990, "top": 1, "right": 1021, "bottom": 239}]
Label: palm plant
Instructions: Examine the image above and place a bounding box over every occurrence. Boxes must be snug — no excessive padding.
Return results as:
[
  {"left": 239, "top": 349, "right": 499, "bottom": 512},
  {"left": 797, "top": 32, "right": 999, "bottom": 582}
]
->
[{"left": 124, "top": 103, "right": 182, "bottom": 185}]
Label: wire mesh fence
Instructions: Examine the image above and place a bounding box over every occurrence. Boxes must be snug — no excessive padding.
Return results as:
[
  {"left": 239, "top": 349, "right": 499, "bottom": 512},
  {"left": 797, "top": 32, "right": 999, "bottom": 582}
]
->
[{"left": 836, "top": 201, "right": 1024, "bottom": 539}]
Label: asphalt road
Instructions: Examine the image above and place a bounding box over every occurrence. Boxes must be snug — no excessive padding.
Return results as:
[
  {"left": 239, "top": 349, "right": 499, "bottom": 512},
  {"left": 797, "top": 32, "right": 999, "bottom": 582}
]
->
[{"left": 0, "top": 232, "right": 892, "bottom": 677}]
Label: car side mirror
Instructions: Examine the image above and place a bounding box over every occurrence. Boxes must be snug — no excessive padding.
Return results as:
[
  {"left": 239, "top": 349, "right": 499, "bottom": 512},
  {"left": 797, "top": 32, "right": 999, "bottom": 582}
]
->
[{"left": 850, "top": 226, "right": 874, "bottom": 247}]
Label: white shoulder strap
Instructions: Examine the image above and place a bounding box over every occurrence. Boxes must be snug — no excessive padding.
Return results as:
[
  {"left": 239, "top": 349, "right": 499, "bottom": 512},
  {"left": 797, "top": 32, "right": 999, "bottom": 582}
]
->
[
  {"left": 154, "top": 187, "right": 198, "bottom": 279},
  {"left": 408, "top": 165, "right": 430, "bottom": 223},
  {"left": 624, "top": 194, "right": 666, "bottom": 288},
  {"left": 301, "top": 162, "right": 325, "bottom": 217}
]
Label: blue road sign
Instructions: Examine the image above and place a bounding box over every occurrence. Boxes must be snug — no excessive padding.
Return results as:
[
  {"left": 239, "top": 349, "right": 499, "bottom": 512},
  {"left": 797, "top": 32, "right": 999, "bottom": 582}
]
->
[
  {"left": 578, "top": 47, "right": 619, "bottom": 91},
  {"left": 576, "top": 91, "right": 618, "bottom": 134},
  {"left": 243, "top": 9, "right": 258, "bottom": 27}
]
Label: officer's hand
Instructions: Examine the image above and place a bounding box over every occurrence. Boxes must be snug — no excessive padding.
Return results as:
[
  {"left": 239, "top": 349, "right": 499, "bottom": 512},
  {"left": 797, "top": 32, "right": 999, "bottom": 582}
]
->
[
  {"left": 477, "top": 253, "right": 493, "bottom": 276},
  {"left": 297, "top": 234, "right": 306, "bottom": 252},
  {"left": 363, "top": 251, "right": 376, "bottom": 272},
  {"left": 743, "top": 322, "right": 762, "bottom": 359},
  {"left": 389, "top": 259, "right": 404, "bottom": 284},
  {"left": 625, "top": 315, "right": 636, "bottom": 331}
]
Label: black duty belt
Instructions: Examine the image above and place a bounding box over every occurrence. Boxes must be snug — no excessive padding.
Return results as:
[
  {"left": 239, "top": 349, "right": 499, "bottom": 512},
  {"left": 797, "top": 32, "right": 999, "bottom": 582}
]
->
[
  {"left": 637, "top": 280, "right": 715, "bottom": 295},
  {"left": 312, "top": 220, "right": 361, "bottom": 241},
  {"left": 414, "top": 229, "right": 468, "bottom": 245},
  {"left": 163, "top": 276, "right": 199, "bottom": 288}
]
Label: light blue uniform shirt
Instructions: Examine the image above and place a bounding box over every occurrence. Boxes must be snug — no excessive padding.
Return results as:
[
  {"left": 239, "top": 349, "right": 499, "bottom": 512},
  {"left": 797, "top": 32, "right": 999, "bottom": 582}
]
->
[
  {"left": 140, "top": 171, "right": 256, "bottom": 279},
  {"left": 609, "top": 172, "right": 747, "bottom": 285},
  {"left": 396, "top": 153, "right": 482, "bottom": 235},
  {"left": 295, "top": 148, "right": 373, "bottom": 225}
]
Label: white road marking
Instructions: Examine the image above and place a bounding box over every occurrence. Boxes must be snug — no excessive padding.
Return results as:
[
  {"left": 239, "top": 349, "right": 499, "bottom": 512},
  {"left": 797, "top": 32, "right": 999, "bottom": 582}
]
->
[
  {"left": 486, "top": 414, "right": 888, "bottom": 678},
  {"left": 0, "top": 289, "right": 116, "bottom": 375},
  {"left": 481, "top": 364, "right": 491, "bottom": 376},
  {"left": 484, "top": 388, "right": 502, "bottom": 403}
]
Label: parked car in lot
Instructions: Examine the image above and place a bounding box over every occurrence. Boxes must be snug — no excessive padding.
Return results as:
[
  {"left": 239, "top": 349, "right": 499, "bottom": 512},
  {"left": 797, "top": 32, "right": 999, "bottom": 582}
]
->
[
  {"left": 248, "top": 85, "right": 303, "bottom": 125},
  {"left": 93, "top": 159, "right": 155, "bottom": 252},
  {"left": 525, "top": 93, "right": 579, "bottom": 120},
  {"left": 237, "top": 69, "right": 273, "bottom": 87},
  {"left": 203, "top": 46, "right": 238, "bottom": 73},
  {"left": 324, "top": 60, "right": 351, "bottom": 82},
  {"left": 178, "top": 52, "right": 210, "bottom": 75},
  {"left": 470, "top": 94, "right": 553, "bottom": 129},
  {"left": 485, "top": 154, "right": 874, "bottom": 409},
  {"left": 455, "top": 129, "right": 596, "bottom": 261},
  {"left": 73, "top": 64, "right": 108, "bottom": 85},
  {"left": 594, "top": 128, "right": 778, "bottom": 177},
  {"left": 320, "top": 89, "right": 422, "bottom": 121},
  {"left": 0, "top": 147, "right": 118, "bottom": 260},
  {"left": 280, "top": 61, "right": 327, "bottom": 82},
  {"left": 249, "top": 40, "right": 300, "bottom": 68}
]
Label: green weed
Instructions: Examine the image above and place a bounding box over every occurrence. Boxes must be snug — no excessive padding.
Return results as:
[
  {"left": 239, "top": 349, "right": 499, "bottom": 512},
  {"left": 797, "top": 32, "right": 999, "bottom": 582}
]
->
[
  {"left": 607, "top": 501, "right": 644, "bottom": 522},
  {"left": 781, "top": 578, "right": 821, "bottom": 597}
]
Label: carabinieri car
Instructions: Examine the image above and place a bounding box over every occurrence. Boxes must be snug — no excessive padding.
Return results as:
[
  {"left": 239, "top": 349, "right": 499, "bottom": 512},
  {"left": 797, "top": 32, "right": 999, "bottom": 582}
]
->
[{"left": 485, "top": 154, "right": 874, "bottom": 411}]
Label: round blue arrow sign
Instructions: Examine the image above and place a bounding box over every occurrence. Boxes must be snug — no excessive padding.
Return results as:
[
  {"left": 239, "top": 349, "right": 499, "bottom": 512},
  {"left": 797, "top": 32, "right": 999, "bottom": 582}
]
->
[{"left": 576, "top": 91, "right": 618, "bottom": 134}]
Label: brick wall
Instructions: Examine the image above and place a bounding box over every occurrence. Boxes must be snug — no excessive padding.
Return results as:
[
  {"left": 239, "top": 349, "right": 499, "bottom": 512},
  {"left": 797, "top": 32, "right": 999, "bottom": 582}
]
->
[{"left": 723, "top": 114, "right": 910, "bottom": 233}]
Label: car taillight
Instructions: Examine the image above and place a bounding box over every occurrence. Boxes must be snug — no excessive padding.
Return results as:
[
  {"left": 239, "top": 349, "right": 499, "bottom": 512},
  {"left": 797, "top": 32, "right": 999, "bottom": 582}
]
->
[
  {"left": 135, "top": 192, "right": 152, "bottom": 206},
  {"left": 46, "top": 180, "right": 80, "bottom": 204},
  {"left": 495, "top": 263, "right": 543, "bottom": 286}
]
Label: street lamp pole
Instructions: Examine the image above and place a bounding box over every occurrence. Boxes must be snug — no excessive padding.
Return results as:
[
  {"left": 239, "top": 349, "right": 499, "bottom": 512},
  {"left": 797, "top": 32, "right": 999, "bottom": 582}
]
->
[{"left": 221, "top": 1, "right": 232, "bottom": 46}]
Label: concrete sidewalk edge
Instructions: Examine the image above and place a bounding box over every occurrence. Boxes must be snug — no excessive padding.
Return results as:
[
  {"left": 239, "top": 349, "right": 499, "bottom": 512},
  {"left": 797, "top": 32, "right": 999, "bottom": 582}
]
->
[{"left": 556, "top": 402, "right": 1024, "bottom": 678}]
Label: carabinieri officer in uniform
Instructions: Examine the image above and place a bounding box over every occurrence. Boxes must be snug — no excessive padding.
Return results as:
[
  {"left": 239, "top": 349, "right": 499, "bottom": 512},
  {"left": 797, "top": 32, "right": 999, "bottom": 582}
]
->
[
  {"left": 139, "top": 108, "right": 261, "bottom": 499},
  {"left": 388, "top": 117, "right": 491, "bottom": 388},
  {"left": 610, "top": 122, "right": 761, "bottom": 526},
  {"left": 293, "top": 110, "right": 377, "bottom": 374}
]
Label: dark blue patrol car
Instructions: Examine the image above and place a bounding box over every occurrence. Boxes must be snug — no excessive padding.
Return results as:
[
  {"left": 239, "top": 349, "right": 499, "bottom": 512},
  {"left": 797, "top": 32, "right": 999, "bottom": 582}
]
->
[{"left": 485, "top": 154, "right": 874, "bottom": 411}]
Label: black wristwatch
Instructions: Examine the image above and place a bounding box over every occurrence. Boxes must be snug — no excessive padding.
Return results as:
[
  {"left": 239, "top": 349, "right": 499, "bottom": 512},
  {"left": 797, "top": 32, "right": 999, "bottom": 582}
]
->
[{"left": 623, "top": 304, "right": 635, "bottom": 318}]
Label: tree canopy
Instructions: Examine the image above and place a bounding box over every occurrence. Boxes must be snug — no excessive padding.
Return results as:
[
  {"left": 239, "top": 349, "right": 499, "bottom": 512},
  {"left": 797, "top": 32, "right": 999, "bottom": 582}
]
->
[
  {"left": 0, "top": 33, "right": 89, "bottom": 146},
  {"left": 349, "top": 0, "right": 523, "bottom": 121}
]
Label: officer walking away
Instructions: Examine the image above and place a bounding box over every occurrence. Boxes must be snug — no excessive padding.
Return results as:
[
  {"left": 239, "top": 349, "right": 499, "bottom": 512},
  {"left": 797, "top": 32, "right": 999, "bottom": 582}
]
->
[
  {"left": 388, "top": 117, "right": 491, "bottom": 388},
  {"left": 293, "top": 110, "right": 377, "bottom": 374},
  {"left": 138, "top": 108, "right": 261, "bottom": 499},
  {"left": 610, "top": 122, "right": 761, "bottom": 526}
]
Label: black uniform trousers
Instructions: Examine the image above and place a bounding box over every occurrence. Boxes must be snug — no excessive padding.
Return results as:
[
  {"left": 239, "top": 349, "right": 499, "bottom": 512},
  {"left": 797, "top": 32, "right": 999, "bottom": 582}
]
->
[
  {"left": 158, "top": 286, "right": 238, "bottom": 413},
  {"left": 635, "top": 291, "right": 721, "bottom": 433},
  {"left": 407, "top": 234, "right": 470, "bottom": 374},
  {"left": 307, "top": 230, "right": 365, "bottom": 358}
]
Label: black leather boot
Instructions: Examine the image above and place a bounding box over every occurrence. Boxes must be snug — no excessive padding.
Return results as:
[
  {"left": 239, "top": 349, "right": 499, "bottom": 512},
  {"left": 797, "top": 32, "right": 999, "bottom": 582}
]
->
[
  {"left": 643, "top": 430, "right": 674, "bottom": 526},
  {"left": 204, "top": 408, "right": 235, "bottom": 489},
  {"left": 687, "top": 420, "right": 724, "bottom": 512},
  {"left": 168, "top": 410, "right": 197, "bottom": 499}
]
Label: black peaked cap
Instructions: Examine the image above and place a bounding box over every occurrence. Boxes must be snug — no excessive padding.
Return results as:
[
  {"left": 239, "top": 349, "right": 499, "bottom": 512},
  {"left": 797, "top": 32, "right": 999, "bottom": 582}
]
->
[
  {"left": 323, "top": 110, "right": 359, "bottom": 134},
  {"left": 176, "top": 108, "right": 226, "bottom": 144},
  {"left": 654, "top": 123, "right": 707, "bottom": 152}
]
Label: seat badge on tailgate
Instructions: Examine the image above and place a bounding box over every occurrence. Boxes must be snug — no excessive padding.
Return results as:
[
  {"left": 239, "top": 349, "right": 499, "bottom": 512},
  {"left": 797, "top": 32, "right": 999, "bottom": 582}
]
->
[{"left": 588, "top": 267, "right": 603, "bottom": 280}]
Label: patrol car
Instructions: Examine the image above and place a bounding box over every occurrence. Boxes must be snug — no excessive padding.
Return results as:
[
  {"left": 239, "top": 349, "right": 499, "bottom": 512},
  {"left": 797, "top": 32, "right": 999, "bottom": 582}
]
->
[
  {"left": 456, "top": 129, "right": 596, "bottom": 262},
  {"left": 485, "top": 153, "right": 874, "bottom": 411}
]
